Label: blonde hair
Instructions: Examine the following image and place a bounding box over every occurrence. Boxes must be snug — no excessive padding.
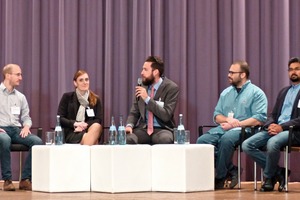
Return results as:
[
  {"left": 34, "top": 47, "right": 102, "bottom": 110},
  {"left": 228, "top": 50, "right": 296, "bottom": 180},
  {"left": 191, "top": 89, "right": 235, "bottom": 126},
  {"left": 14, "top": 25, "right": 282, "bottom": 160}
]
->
[{"left": 2, "top": 64, "right": 19, "bottom": 80}]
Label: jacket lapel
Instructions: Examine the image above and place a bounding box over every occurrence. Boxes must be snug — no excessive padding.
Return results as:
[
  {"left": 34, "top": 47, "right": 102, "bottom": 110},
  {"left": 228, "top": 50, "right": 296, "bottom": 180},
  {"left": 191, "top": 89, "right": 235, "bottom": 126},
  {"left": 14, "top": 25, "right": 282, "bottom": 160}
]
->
[
  {"left": 291, "top": 89, "right": 300, "bottom": 117},
  {"left": 72, "top": 93, "right": 80, "bottom": 117},
  {"left": 153, "top": 77, "right": 166, "bottom": 100}
]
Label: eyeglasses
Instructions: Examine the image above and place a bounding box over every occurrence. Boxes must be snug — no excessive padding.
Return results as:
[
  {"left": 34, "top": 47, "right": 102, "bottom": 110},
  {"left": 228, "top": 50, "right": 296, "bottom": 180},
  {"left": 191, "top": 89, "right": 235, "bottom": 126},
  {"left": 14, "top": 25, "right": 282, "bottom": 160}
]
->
[
  {"left": 228, "top": 71, "right": 243, "bottom": 75},
  {"left": 10, "top": 73, "right": 22, "bottom": 77},
  {"left": 288, "top": 67, "right": 300, "bottom": 72}
]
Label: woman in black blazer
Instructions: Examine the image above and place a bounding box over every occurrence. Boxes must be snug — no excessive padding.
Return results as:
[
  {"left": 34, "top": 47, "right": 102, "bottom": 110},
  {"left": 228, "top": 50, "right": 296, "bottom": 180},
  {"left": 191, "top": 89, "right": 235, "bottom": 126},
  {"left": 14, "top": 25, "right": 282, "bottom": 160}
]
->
[{"left": 57, "top": 70, "right": 103, "bottom": 145}]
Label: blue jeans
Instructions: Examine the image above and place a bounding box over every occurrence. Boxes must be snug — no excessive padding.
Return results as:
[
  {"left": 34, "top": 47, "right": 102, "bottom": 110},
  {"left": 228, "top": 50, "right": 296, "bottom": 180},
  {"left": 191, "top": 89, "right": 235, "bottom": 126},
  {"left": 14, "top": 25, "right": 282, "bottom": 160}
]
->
[
  {"left": 0, "top": 126, "right": 43, "bottom": 180},
  {"left": 197, "top": 128, "right": 243, "bottom": 179},
  {"left": 242, "top": 130, "right": 289, "bottom": 178}
]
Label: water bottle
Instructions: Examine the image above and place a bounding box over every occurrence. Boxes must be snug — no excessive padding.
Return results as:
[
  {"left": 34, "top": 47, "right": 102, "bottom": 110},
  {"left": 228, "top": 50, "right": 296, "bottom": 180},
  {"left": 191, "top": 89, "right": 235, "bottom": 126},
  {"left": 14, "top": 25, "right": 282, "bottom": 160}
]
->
[
  {"left": 177, "top": 114, "right": 185, "bottom": 144},
  {"left": 117, "top": 115, "right": 126, "bottom": 145},
  {"left": 55, "top": 115, "right": 64, "bottom": 145},
  {"left": 109, "top": 116, "right": 117, "bottom": 145}
]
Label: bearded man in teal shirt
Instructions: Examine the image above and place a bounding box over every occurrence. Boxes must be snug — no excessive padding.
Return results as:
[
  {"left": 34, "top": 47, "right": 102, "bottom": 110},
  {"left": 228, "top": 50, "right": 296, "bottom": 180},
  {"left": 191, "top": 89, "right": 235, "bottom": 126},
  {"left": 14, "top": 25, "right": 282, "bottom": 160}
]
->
[{"left": 197, "top": 60, "right": 267, "bottom": 189}]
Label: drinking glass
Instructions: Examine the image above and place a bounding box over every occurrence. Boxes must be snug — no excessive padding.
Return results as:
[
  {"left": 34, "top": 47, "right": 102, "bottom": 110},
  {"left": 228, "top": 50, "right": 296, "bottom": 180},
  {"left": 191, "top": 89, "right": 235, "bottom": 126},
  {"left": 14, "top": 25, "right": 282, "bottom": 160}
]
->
[
  {"left": 185, "top": 130, "right": 190, "bottom": 144},
  {"left": 173, "top": 128, "right": 178, "bottom": 144},
  {"left": 45, "top": 131, "right": 55, "bottom": 145}
]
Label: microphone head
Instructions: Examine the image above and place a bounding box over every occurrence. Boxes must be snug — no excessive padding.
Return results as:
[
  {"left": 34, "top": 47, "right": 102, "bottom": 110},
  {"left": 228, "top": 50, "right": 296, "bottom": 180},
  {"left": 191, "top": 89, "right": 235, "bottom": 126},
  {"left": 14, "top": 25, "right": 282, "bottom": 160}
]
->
[{"left": 137, "top": 78, "right": 142, "bottom": 86}]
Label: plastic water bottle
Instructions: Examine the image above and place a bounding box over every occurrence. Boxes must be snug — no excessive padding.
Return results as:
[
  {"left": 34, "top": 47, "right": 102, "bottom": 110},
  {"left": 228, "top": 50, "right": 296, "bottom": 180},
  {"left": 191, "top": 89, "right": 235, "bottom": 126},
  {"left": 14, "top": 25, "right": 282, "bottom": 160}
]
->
[
  {"left": 109, "top": 116, "right": 117, "bottom": 145},
  {"left": 55, "top": 115, "right": 64, "bottom": 145},
  {"left": 118, "top": 115, "right": 126, "bottom": 145},
  {"left": 177, "top": 114, "right": 185, "bottom": 144}
]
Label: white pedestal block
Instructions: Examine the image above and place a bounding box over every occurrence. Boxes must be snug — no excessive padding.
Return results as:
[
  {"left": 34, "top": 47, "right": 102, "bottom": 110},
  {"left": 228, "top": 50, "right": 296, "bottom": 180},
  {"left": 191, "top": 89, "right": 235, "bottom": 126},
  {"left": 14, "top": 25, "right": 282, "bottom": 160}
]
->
[
  {"left": 32, "top": 145, "right": 90, "bottom": 192},
  {"left": 152, "top": 144, "right": 214, "bottom": 192},
  {"left": 91, "top": 145, "right": 152, "bottom": 193}
]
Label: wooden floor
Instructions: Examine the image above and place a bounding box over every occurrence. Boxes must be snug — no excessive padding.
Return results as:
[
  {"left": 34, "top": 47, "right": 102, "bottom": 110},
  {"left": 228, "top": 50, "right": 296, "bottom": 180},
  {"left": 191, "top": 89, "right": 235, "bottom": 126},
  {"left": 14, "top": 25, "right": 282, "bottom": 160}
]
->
[{"left": 1, "top": 181, "right": 300, "bottom": 200}]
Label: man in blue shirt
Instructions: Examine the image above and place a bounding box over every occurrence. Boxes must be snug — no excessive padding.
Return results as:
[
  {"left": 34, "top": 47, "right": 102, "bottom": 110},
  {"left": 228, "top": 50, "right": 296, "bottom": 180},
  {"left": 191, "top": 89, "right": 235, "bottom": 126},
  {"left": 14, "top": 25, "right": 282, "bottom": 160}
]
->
[
  {"left": 242, "top": 57, "right": 300, "bottom": 192},
  {"left": 197, "top": 60, "right": 268, "bottom": 189}
]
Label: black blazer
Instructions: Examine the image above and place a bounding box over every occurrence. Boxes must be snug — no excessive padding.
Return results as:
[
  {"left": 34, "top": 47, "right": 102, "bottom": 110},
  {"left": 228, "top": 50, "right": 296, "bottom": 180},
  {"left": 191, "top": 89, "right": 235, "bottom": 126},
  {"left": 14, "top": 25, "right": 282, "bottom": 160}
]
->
[
  {"left": 57, "top": 91, "right": 103, "bottom": 135},
  {"left": 263, "top": 86, "right": 300, "bottom": 130}
]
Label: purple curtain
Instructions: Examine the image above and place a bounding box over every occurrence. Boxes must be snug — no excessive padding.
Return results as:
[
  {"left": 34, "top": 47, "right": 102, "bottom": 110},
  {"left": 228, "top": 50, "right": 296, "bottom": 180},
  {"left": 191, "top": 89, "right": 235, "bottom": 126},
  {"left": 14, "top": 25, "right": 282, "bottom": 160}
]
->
[{"left": 1, "top": 0, "right": 300, "bottom": 181}]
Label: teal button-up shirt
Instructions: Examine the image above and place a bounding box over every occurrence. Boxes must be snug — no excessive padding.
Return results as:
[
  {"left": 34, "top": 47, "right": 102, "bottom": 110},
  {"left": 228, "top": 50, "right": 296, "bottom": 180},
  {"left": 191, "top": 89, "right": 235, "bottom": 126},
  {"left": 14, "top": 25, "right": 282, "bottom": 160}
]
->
[{"left": 208, "top": 80, "right": 267, "bottom": 134}]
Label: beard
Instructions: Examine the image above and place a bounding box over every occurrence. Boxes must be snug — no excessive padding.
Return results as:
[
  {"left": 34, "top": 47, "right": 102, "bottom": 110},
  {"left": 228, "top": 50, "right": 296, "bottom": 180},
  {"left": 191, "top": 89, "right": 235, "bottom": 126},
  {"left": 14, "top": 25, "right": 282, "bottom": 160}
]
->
[
  {"left": 290, "top": 74, "right": 300, "bottom": 82},
  {"left": 142, "top": 75, "right": 155, "bottom": 86},
  {"left": 229, "top": 78, "right": 242, "bottom": 87}
]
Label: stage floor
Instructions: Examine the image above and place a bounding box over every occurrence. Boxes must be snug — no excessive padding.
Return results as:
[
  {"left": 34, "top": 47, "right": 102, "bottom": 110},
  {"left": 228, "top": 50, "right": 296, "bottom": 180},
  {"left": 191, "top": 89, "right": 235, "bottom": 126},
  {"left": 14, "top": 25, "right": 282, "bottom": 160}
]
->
[{"left": 1, "top": 181, "right": 300, "bottom": 200}]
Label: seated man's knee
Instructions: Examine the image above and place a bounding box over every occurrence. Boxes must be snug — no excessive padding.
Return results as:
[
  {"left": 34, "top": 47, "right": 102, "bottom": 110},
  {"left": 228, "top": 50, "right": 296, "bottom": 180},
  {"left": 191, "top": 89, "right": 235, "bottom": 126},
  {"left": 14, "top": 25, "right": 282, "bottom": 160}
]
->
[
  {"left": 32, "top": 135, "right": 43, "bottom": 145},
  {"left": 126, "top": 133, "right": 137, "bottom": 144},
  {"left": 241, "top": 140, "right": 250, "bottom": 153},
  {"left": 220, "top": 130, "right": 241, "bottom": 147},
  {"left": 0, "top": 134, "right": 11, "bottom": 148},
  {"left": 197, "top": 134, "right": 211, "bottom": 144},
  {"left": 219, "top": 135, "right": 234, "bottom": 146},
  {"left": 196, "top": 136, "right": 203, "bottom": 144},
  {"left": 156, "top": 134, "right": 173, "bottom": 144},
  {"left": 266, "top": 140, "right": 281, "bottom": 153}
]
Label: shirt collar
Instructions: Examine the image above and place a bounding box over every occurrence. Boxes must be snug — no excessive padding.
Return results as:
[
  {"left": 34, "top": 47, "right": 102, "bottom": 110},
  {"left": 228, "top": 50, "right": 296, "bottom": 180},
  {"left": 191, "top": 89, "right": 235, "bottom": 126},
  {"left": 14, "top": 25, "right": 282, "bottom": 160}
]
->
[
  {"left": 0, "top": 82, "right": 6, "bottom": 91},
  {"left": 150, "top": 77, "right": 163, "bottom": 91},
  {"left": 233, "top": 80, "right": 251, "bottom": 93},
  {"left": 291, "top": 83, "right": 300, "bottom": 90},
  {"left": 0, "top": 82, "right": 16, "bottom": 94}
]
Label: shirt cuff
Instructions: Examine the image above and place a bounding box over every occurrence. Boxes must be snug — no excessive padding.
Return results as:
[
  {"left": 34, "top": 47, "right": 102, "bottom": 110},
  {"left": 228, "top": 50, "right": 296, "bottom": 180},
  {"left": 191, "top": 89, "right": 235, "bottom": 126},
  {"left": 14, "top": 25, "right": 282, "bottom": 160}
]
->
[
  {"left": 145, "top": 96, "right": 150, "bottom": 104},
  {"left": 126, "top": 124, "right": 134, "bottom": 128}
]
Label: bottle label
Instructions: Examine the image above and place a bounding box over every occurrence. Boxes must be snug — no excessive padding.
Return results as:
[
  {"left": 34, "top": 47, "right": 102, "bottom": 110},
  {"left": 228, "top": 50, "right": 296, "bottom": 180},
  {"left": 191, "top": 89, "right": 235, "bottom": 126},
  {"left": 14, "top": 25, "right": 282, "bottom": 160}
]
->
[
  {"left": 110, "top": 125, "right": 116, "bottom": 131},
  {"left": 55, "top": 131, "right": 64, "bottom": 145},
  {"left": 55, "top": 126, "right": 62, "bottom": 131},
  {"left": 177, "top": 125, "right": 185, "bottom": 131},
  {"left": 118, "top": 126, "right": 125, "bottom": 131}
]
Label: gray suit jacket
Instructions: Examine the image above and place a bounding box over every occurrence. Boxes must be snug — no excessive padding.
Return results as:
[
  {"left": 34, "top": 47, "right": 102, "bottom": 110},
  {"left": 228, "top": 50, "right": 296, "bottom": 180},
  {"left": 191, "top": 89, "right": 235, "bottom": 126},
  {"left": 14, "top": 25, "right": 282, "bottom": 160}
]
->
[{"left": 126, "top": 77, "right": 179, "bottom": 131}]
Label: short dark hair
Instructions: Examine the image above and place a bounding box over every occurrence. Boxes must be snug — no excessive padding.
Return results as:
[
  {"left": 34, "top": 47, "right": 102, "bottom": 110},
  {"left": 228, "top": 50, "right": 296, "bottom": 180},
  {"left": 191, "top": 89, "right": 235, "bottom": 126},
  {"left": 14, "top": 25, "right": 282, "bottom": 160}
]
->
[
  {"left": 288, "top": 57, "right": 300, "bottom": 67},
  {"left": 145, "top": 56, "right": 164, "bottom": 77},
  {"left": 232, "top": 60, "right": 250, "bottom": 79}
]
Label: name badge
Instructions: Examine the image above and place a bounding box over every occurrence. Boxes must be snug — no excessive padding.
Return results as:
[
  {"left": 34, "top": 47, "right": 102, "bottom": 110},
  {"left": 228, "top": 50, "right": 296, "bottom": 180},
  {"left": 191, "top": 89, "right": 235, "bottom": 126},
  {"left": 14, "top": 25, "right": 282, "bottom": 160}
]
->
[
  {"left": 11, "top": 106, "right": 20, "bottom": 115},
  {"left": 156, "top": 101, "right": 164, "bottom": 108},
  {"left": 86, "top": 108, "right": 95, "bottom": 117},
  {"left": 228, "top": 111, "right": 234, "bottom": 118},
  {"left": 298, "top": 100, "right": 300, "bottom": 108}
]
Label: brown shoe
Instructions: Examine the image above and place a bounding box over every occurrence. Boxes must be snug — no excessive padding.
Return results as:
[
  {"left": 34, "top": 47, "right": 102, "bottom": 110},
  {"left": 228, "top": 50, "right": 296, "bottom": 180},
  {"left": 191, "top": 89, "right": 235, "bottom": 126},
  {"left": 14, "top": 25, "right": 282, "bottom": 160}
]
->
[
  {"left": 3, "top": 180, "right": 16, "bottom": 191},
  {"left": 19, "top": 179, "right": 32, "bottom": 191}
]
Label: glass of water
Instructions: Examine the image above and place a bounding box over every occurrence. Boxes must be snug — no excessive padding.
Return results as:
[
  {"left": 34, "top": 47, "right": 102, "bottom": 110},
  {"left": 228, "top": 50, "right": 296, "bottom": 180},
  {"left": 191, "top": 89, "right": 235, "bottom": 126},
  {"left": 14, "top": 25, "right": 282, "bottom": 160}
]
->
[
  {"left": 185, "top": 130, "right": 190, "bottom": 144},
  {"left": 45, "top": 131, "right": 55, "bottom": 145},
  {"left": 173, "top": 128, "right": 178, "bottom": 144}
]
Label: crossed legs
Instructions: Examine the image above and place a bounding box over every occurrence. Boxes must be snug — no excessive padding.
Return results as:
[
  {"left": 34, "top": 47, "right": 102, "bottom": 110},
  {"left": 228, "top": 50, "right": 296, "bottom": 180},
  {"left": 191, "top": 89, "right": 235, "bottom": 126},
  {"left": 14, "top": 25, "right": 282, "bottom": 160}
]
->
[{"left": 81, "top": 123, "right": 102, "bottom": 145}]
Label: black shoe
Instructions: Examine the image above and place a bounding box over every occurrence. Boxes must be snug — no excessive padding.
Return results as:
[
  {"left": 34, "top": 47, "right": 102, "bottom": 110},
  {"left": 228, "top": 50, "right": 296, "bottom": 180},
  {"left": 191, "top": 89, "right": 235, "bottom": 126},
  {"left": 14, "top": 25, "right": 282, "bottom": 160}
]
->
[
  {"left": 277, "top": 167, "right": 291, "bottom": 192},
  {"left": 228, "top": 166, "right": 243, "bottom": 189},
  {"left": 215, "top": 177, "right": 226, "bottom": 190},
  {"left": 260, "top": 177, "right": 277, "bottom": 192}
]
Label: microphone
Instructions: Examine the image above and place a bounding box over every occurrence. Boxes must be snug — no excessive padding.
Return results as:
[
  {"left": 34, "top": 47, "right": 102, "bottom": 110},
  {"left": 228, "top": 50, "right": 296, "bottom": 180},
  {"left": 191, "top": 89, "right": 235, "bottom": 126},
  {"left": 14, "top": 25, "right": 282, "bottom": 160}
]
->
[
  {"left": 137, "top": 78, "right": 142, "bottom": 86},
  {"left": 136, "top": 78, "right": 142, "bottom": 101}
]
